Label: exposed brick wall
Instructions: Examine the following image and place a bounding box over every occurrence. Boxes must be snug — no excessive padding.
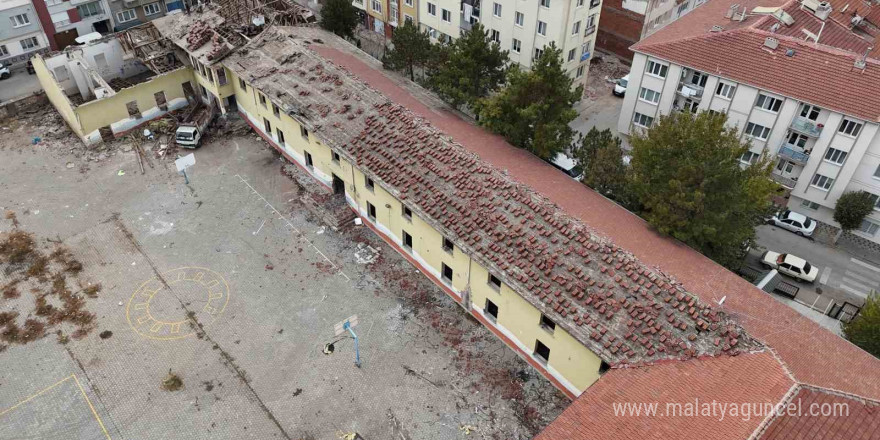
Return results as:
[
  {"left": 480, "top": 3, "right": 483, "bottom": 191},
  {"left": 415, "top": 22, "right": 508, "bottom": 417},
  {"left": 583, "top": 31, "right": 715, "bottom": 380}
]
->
[{"left": 596, "top": 0, "right": 645, "bottom": 62}]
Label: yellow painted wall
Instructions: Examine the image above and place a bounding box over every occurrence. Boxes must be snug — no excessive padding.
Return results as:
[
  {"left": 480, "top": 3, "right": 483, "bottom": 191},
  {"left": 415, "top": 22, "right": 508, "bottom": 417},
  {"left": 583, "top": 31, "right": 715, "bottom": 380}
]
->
[
  {"left": 228, "top": 68, "right": 602, "bottom": 395},
  {"left": 401, "top": 0, "right": 418, "bottom": 25},
  {"left": 367, "top": 0, "right": 387, "bottom": 21},
  {"left": 32, "top": 55, "right": 84, "bottom": 138},
  {"left": 469, "top": 262, "right": 604, "bottom": 392},
  {"left": 75, "top": 67, "right": 194, "bottom": 135}
]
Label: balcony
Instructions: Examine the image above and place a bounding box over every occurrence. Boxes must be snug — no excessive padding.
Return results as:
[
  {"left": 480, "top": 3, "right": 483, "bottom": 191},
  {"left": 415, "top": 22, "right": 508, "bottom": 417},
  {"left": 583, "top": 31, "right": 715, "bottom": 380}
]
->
[
  {"left": 771, "top": 172, "right": 798, "bottom": 188},
  {"left": 789, "top": 116, "right": 823, "bottom": 137},
  {"left": 677, "top": 83, "right": 704, "bottom": 100},
  {"left": 584, "top": 24, "right": 596, "bottom": 36},
  {"left": 777, "top": 144, "right": 810, "bottom": 165}
]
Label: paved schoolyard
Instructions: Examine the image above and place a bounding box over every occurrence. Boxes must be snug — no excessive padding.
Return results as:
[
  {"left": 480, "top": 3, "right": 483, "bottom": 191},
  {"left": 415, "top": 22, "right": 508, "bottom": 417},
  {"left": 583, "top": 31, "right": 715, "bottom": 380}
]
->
[{"left": 0, "top": 114, "right": 567, "bottom": 440}]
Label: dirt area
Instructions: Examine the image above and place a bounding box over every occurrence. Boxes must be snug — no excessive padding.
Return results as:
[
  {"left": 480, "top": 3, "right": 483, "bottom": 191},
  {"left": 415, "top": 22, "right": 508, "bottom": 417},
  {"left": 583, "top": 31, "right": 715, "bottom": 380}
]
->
[
  {"left": 0, "top": 104, "right": 568, "bottom": 440},
  {"left": 583, "top": 55, "right": 629, "bottom": 101}
]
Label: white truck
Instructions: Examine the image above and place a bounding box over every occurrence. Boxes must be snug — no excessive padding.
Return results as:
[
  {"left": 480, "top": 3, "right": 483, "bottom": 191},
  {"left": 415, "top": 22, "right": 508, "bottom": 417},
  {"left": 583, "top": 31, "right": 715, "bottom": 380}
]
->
[{"left": 175, "top": 102, "right": 216, "bottom": 148}]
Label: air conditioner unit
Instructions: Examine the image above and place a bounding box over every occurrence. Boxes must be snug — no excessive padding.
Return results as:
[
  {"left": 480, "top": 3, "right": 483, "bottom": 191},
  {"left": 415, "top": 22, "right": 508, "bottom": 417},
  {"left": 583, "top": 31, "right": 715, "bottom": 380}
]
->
[
  {"left": 764, "top": 37, "right": 779, "bottom": 49},
  {"left": 814, "top": 2, "right": 831, "bottom": 20}
]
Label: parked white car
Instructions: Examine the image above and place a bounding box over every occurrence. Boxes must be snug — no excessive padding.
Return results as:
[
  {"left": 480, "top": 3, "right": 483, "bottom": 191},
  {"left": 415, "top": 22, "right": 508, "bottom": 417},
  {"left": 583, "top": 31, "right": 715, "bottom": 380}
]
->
[
  {"left": 761, "top": 251, "right": 819, "bottom": 283},
  {"left": 0, "top": 63, "right": 11, "bottom": 80},
  {"left": 613, "top": 74, "right": 628, "bottom": 97},
  {"left": 768, "top": 210, "right": 816, "bottom": 237}
]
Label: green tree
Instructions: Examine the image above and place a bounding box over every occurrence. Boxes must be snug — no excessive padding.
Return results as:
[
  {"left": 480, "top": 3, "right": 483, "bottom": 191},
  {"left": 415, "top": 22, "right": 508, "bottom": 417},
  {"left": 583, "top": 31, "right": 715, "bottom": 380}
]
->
[
  {"left": 319, "top": 0, "right": 359, "bottom": 40},
  {"left": 842, "top": 292, "right": 880, "bottom": 358},
  {"left": 833, "top": 191, "right": 875, "bottom": 243},
  {"left": 475, "top": 43, "right": 582, "bottom": 160},
  {"left": 383, "top": 21, "right": 432, "bottom": 81},
  {"left": 572, "top": 128, "right": 628, "bottom": 200},
  {"left": 429, "top": 23, "right": 508, "bottom": 110},
  {"left": 628, "top": 111, "right": 778, "bottom": 269}
]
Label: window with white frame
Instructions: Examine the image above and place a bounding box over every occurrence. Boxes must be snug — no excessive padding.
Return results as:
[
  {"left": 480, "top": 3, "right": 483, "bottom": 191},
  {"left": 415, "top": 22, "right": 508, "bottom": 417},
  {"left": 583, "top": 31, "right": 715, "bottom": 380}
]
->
[
  {"left": 744, "top": 122, "right": 770, "bottom": 140},
  {"left": 442, "top": 8, "right": 451, "bottom": 21},
  {"left": 590, "top": 0, "right": 600, "bottom": 7},
  {"left": 646, "top": 60, "right": 668, "bottom": 78},
  {"left": 800, "top": 104, "right": 820, "bottom": 120},
  {"left": 838, "top": 118, "right": 863, "bottom": 137},
  {"left": 19, "top": 37, "right": 38, "bottom": 50},
  {"left": 859, "top": 219, "right": 880, "bottom": 236},
  {"left": 786, "top": 132, "right": 808, "bottom": 149},
  {"left": 534, "top": 47, "right": 544, "bottom": 59},
  {"left": 371, "top": 0, "right": 382, "bottom": 12},
  {"left": 493, "top": 2, "right": 501, "bottom": 16},
  {"left": 576, "top": 65, "right": 585, "bottom": 78},
  {"left": 537, "top": 21, "right": 547, "bottom": 35},
  {"left": 0, "top": 45, "right": 8, "bottom": 57},
  {"left": 572, "top": 20, "right": 581, "bottom": 34},
  {"left": 541, "top": 0, "right": 551, "bottom": 6},
  {"left": 427, "top": 2, "right": 436, "bottom": 14},
  {"left": 810, "top": 173, "right": 834, "bottom": 190},
  {"left": 489, "top": 29, "right": 500, "bottom": 43},
  {"left": 10, "top": 13, "right": 30, "bottom": 27},
  {"left": 866, "top": 193, "right": 880, "bottom": 211},
  {"left": 823, "top": 148, "right": 847, "bottom": 165},
  {"left": 800, "top": 199, "right": 820, "bottom": 210},
  {"left": 740, "top": 151, "right": 760, "bottom": 165},
  {"left": 633, "top": 112, "right": 654, "bottom": 128},
  {"left": 405, "top": 0, "right": 413, "bottom": 5},
  {"left": 567, "top": 48, "right": 576, "bottom": 61},
  {"left": 143, "top": 2, "right": 162, "bottom": 15},
  {"left": 638, "top": 87, "right": 660, "bottom": 104},
  {"left": 874, "top": 165, "right": 880, "bottom": 179},
  {"left": 514, "top": 11, "right": 524, "bottom": 26},
  {"left": 50, "top": 11, "right": 70, "bottom": 25},
  {"left": 78, "top": 2, "right": 103, "bottom": 17},
  {"left": 511, "top": 38, "right": 521, "bottom": 53},
  {"left": 405, "top": 14, "right": 413, "bottom": 24},
  {"left": 586, "top": 13, "right": 597, "bottom": 31},
  {"left": 715, "top": 82, "right": 735, "bottom": 99},
  {"left": 117, "top": 9, "right": 137, "bottom": 22},
  {"left": 755, "top": 94, "right": 783, "bottom": 112}
]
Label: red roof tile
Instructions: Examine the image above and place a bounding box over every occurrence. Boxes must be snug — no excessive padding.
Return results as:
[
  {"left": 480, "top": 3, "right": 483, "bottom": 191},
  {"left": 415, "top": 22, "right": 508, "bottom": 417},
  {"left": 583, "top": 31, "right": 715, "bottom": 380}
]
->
[
  {"left": 758, "top": 387, "right": 880, "bottom": 440},
  {"left": 632, "top": 0, "right": 880, "bottom": 122},
  {"left": 535, "top": 351, "right": 795, "bottom": 440}
]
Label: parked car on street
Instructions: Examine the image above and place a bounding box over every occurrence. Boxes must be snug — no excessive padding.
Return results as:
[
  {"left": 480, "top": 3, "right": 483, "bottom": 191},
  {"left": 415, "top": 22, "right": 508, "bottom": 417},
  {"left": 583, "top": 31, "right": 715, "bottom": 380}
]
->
[
  {"left": 760, "top": 251, "right": 819, "bottom": 283},
  {"left": 0, "top": 63, "right": 11, "bottom": 80},
  {"left": 613, "top": 75, "right": 628, "bottom": 97},
  {"left": 549, "top": 152, "right": 584, "bottom": 180},
  {"left": 768, "top": 210, "right": 816, "bottom": 237}
]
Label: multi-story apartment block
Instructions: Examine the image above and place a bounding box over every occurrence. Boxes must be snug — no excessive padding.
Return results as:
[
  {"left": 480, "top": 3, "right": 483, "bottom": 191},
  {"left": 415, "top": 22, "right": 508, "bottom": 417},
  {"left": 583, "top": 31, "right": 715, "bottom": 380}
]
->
[
  {"left": 596, "top": 0, "right": 704, "bottom": 61},
  {"left": 0, "top": 0, "right": 50, "bottom": 69},
  {"left": 30, "top": 0, "right": 112, "bottom": 49},
  {"left": 107, "top": 0, "right": 179, "bottom": 32},
  {"left": 353, "top": 0, "right": 409, "bottom": 37},
  {"left": 419, "top": 0, "right": 601, "bottom": 87},
  {"left": 619, "top": 0, "right": 880, "bottom": 246}
]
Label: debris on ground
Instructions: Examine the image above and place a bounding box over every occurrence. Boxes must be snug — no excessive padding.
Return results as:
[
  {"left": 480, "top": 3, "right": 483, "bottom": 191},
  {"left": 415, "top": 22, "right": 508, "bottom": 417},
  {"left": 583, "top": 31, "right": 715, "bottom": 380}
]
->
[
  {"left": 162, "top": 370, "right": 184, "bottom": 391},
  {"left": 583, "top": 55, "right": 629, "bottom": 100}
]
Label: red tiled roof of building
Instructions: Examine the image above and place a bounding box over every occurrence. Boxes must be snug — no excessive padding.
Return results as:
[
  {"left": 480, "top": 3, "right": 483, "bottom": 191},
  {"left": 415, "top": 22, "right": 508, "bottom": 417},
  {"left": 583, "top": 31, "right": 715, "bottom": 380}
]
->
[
  {"left": 632, "top": 0, "right": 880, "bottom": 122},
  {"left": 757, "top": 387, "right": 880, "bottom": 440},
  {"left": 535, "top": 351, "right": 795, "bottom": 440}
]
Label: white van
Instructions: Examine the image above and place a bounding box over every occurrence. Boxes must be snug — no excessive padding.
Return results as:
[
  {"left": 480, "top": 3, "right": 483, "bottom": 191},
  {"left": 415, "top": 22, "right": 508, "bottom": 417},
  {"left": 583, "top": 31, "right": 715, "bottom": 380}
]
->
[{"left": 550, "top": 153, "right": 584, "bottom": 180}]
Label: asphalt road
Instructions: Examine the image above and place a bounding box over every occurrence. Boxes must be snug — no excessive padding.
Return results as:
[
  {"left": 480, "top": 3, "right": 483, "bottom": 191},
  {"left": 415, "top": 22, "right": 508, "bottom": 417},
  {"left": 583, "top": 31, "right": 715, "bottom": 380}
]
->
[{"left": 0, "top": 67, "right": 42, "bottom": 103}]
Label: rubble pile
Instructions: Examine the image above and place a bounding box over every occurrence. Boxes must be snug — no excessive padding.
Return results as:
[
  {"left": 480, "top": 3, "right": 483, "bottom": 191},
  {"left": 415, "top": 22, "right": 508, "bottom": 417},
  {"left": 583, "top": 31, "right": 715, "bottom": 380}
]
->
[
  {"left": 583, "top": 55, "right": 629, "bottom": 99},
  {"left": 186, "top": 20, "right": 214, "bottom": 50}
]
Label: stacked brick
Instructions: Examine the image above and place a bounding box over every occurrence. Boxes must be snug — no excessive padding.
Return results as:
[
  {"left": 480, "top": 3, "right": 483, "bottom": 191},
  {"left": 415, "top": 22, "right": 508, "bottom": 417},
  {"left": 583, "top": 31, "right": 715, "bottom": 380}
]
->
[{"left": 186, "top": 20, "right": 213, "bottom": 51}]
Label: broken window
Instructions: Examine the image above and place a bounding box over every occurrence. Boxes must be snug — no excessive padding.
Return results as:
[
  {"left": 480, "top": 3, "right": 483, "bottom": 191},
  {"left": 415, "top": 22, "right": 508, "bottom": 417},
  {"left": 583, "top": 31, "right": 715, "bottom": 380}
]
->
[
  {"left": 263, "top": 118, "right": 271, "bottom": 134},
  {"left": 273, "top": 103, "right": 280, "bottom": 117},
  {"left": 181, "top": 81, "right": 195, "bottom": 102},
  {"left": 305, "top": 151, "right": 313, "bottom": 168},
  {"left": 402, "top": 205, "right": 412, "bottom": 221},
  {"left": 99, "top": 126, "right": 114, "bottom": 143},
  {"left": 216, "top": 68, "right": 227, "bottom": 86},
  {"left": 442, "top": 263, "right": 453, "bottom": 284},
  {"left": 540, "top": 314, "right": 556, "bottom": 333},
  {"left": 300, "top": 125, "right": 309, "bottom": 139},
  {"left": 488, "top": 273, "right": 501, "bottom": 290},
  {"left": 365, "top": 176, "right": 374, "bottom": 192},
  {"left": 442, "top": 237, "right": 454, "bottom": 254},
  {"left": 53, "top": 66, "right": 69, "bottom": 82},
  {"left": 154, "top": 91, "right": 167, "bottom": 111},
  {"left": 534, "top": 340, "right": 550, "bottom": 363},
  {"left": 126, "top": 101, "right": 141, "bottom": 119},
  {"left": 277, "top": 129, "right": 284, "bottom": 145},
  {"left": 238, "top": 78, "right": 247, "bottom": 91},
  {"left": 367, "top": 202, "right": 376, "bottom": 220},
  {"left": 402, "top": 230, "right": 413, "bottom": 250},
  {"left": 485, "top": 299, "right": 499, "bottom": 320},
  {"left": 331, "top": 151, "right": 340, "bottom": 163}
]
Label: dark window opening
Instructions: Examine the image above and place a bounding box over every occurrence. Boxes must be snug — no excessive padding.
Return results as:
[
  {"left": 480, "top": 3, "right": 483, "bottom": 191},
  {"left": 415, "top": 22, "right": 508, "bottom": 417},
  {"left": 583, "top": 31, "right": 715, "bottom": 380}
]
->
[
  {"left": 277, "top": 129, "right": 285, "bottom": 145},
  {"left": 366, "top": 177, "right": 375, "bottom": 191},
  {"left": 488, "top": 273, "right": 501, "bottom": 290},
  {"left": 442, "top": 263, "right": 453, "bottom": 283},
  {"left": 154, "top": 91, "right": 167, "bottom": 111},
  {"left": 301, "top": 125, "right": 309, "bottom": 139},
  {"left": 259, "top": 94, "right": 267, "bottom": 107},
  {"left": 534, "top": 340, "right": 550, "bottom": 363},
  {"left": 403, "top": 205, "right": 412, "bottom": 220},
  {"left": 305, "top": 151, "right": 313, "bottom": 168},
  {"left": 239, "top": 78, "right": 247, "bottom": 90},
  {"left": 126, "top": 101, "right": 141, "bottom": 118},
  {"left": 264, "top": 118, "right": 271, "bottom": 134},
  {"left": 443, "top": 237, "right": 454, "bottom": 254},
  {"left": 403, "top": 230, "right": 413, "bottom": 250},
  {"left": 332, "top": 151, "right": 340, "bottom": 163},
  {"left": 485, "top": 299, "right": 499, "bottom": 320},
  {"left": 367, "top": 202, "right": 376, "bottom": 220},
  {"left": 540, "top": 314, "right": 556, "bottom": 333},
  {"left": 273, "top": 103, "right": 280, "bottom": 117},
  {"left": 599, "top": 360, "right": 610, "bottom": 374}
]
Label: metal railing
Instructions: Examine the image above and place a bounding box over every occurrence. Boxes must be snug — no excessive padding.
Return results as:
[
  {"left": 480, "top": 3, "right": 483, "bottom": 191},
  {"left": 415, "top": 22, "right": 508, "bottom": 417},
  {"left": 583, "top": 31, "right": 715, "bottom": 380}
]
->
[
  {"left": 771, "top": 172, "right": 798, "bottom": 188},
  {"left": 790, "top": 116, "right": 823, "bottom": 137},
  {"left": 777, "top": 144, "right": 810, "bottom": 165}
]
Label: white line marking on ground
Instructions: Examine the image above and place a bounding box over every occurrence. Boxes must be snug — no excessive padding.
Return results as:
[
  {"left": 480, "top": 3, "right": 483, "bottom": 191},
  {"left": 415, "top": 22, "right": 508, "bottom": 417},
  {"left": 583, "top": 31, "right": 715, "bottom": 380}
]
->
[
  {"left": 839, "top": 284, "right": 869, "bottom": 299},
  {"left": 235, "top": 174, "right": 351, "bottom": 281},
  {"left": 843, "top": 270, "right": 880, "bottom": 287},
  {"left": 819, "top": 266, "right": 832, "bottom": 285},
  {"left": 253, "top": 219, "right": 266, "bottom": 235},
  {"left": 841, "top": 277, "right": 874, "bottom": 293},
  {"left": 850, "top": 258, "right": 880, "bottom": 273}
]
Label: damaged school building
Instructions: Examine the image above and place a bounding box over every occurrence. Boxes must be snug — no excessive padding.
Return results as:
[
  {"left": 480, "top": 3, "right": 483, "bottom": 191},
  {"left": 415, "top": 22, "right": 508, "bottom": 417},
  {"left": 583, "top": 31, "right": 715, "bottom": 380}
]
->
[{"left": 35, "top": 4, "right": 880, "bottom": 439}]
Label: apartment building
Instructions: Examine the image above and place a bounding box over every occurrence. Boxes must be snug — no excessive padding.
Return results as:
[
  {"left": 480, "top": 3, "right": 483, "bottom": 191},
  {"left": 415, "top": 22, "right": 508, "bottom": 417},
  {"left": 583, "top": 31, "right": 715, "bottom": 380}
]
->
[
  {"left": 352, "top": 0, "right": 409, "bottom": 37},
  {"left": 1, "top": 0, "right": 50, "bottom": 69},
  {"left": 619, "top": 0, "right": 880, "bottom": 246},
  {"left": 107, "top": 0, "right": 177, "bottom": 32},
  {"left": 419, "top": 0, "right": 601, "bottom": 87},
  {"left": 596, "top": 0, "right": 704, "bottom": 61},
  {"left": 30, "top": 0, "right": 112, "bottom": 49}
]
